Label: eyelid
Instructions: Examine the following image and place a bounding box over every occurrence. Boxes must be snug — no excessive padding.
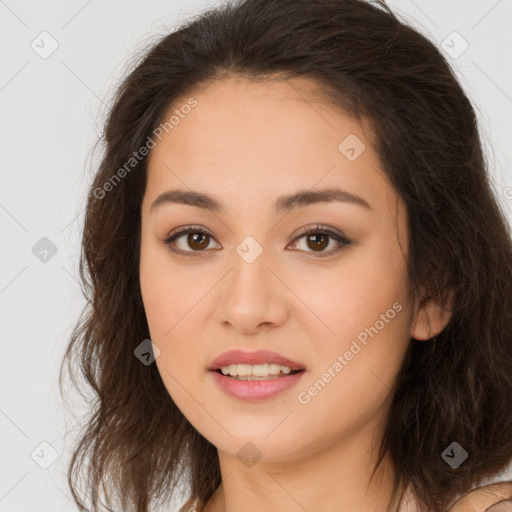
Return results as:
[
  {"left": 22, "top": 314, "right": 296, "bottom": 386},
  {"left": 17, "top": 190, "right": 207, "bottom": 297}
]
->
[{"left": 293, "top": 224, "right": 351, "bottom": 243}]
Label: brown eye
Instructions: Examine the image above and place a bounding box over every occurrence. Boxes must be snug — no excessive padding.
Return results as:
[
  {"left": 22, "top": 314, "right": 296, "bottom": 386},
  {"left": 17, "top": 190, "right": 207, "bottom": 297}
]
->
[
  {"left": 164, "top": 226, "right": 220, "bottom": 254},
  {"left": 304, "top": 232, "right": 330, "bottom": 252},
  {"left": 185, "top": 232, "right": 210, "bottom": 250},
  {"left": 290, "top": 226, "right": 352, "bottom": 256}
]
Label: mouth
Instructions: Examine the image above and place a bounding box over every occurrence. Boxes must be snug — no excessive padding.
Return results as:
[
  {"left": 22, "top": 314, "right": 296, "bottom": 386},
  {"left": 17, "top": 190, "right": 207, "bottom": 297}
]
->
[
  {"left": 213, "top": 365, "right": 305, "bottom": 380},
  {"left": 209, "top": 365, "right": 306, "bottom": 401},
  {"left": 208, "top": 349, "right": 306, "bottom": 373},
  {"left": 208, "top": 349, "right": 306, "bottom": 400}
]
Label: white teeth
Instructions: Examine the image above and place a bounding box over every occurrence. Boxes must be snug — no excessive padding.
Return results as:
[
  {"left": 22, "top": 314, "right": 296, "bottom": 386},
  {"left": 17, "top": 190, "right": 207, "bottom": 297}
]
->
[
  {"left": 219, "top": 363, "right": 296, "bottom": 377},
  {"left": 269, "top": 364, "right": 282, "bottom": 375}
]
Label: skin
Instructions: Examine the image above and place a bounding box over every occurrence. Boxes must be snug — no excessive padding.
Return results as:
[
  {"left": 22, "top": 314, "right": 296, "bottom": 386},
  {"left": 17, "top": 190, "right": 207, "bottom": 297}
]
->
[{"left": 139, "top": 76, "right": 453, "bottom": 512}]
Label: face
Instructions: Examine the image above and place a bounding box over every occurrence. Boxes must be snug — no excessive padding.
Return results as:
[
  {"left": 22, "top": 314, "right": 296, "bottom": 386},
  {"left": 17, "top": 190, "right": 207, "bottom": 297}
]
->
[{"left": 139, "top": 76, "right": 421, "bottom": 464}]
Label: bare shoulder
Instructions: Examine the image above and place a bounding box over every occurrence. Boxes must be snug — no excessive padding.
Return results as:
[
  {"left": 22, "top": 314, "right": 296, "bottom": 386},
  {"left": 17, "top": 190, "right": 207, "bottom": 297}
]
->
[{"left": 447, "top": 481, "right": 512, "bottom": 512}]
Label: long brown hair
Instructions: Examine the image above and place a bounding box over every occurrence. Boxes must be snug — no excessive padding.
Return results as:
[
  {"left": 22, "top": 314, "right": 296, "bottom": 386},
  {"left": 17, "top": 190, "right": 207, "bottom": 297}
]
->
[{"left": 59, "top": 0, "right": 512, "bottom": 510}]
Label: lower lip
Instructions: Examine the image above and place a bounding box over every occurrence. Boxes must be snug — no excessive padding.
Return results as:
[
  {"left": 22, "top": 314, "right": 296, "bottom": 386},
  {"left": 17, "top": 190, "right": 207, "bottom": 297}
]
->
[{"left": 210, "top": 370, "right": 306, "bottom": 401}]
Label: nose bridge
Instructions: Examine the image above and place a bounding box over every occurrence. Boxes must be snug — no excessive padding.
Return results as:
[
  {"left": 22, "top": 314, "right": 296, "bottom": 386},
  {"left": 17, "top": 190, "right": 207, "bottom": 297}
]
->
[
  {"left": 217, "top": 234, "right": 287, "bottom": 331},
  {"left": 227, "top": 234, "right": 273, "bottom": 301}
]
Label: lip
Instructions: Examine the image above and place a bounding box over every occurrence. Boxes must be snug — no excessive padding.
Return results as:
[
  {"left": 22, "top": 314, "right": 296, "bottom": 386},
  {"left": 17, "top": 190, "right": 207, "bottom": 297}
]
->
[
  {"left": 208, "top": 349, "right": 305, "bottom": 371},
  {"left": 210, "top": 368, "right": 306, "bottom": 401}
]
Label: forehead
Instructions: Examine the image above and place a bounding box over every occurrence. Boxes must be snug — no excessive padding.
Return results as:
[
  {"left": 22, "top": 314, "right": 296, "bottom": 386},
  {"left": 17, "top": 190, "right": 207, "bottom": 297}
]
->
[{"left": 144, "top": 76, "right": 398, "bottom": 217}]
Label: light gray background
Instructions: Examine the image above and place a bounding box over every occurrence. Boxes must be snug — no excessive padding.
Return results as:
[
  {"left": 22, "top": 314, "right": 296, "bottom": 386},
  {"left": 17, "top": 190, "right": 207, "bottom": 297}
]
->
[{"left": 1, "top": 0, "right": 511, "bottom": 510}]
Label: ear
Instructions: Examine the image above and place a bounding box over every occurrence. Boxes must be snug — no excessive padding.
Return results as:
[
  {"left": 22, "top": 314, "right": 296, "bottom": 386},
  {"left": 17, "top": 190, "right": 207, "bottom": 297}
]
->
[{"left": 410, "top": 288, "right": 454, "bottom": 341}]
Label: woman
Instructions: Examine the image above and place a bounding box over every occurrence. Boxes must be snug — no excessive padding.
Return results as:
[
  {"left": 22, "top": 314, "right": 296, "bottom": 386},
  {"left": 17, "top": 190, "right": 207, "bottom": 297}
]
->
[{"left": 59, "top": 0, "right": 512, "bottom": 510}]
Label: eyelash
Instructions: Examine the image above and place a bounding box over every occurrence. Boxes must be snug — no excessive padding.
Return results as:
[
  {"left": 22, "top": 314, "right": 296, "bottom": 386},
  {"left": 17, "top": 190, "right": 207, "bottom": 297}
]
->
[{"left": 163, "top": 224, "right": 352, "bottom": 257}]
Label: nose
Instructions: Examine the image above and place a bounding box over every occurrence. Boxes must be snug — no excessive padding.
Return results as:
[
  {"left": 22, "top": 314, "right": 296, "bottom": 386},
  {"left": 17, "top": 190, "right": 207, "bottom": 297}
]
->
[{"left": 215, "top": 246, "right": 289, "bottom": 334}]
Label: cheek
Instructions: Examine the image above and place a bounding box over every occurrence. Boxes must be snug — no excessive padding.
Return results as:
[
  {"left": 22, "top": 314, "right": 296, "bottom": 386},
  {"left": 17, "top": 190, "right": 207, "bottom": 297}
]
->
[
  {"left": 139, "top": 239, "right": 213, "bottom": 409},
  {"left": 139, "top": 237, "right": 200, "bottom": 337},
  {"left": 295, "top": 239, "right": 412, "bottom": 401},
  {"left": 294, "top": 240, "right": 409, "bottom": 349},
  {"left": 139, "top": 247, "right": 172, "bottom": 337}
]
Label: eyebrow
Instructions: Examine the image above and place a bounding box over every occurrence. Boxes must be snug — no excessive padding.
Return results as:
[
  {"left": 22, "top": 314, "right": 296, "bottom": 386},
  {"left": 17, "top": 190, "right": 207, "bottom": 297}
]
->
[{"left": 149, "top": 187, "right": 372, "bottom": 215}]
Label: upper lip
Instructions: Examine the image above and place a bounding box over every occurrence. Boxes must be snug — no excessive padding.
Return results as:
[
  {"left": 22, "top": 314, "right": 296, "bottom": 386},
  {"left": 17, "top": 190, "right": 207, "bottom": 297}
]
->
[{"left": 208, "top": 349, "right": 306, "bottom": 371}]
